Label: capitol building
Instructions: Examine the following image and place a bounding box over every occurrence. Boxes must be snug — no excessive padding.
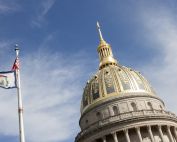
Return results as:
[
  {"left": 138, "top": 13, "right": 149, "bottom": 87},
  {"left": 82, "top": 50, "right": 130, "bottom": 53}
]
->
[{"left": 75, "top": 23, "right": 177, "bottom": 142}]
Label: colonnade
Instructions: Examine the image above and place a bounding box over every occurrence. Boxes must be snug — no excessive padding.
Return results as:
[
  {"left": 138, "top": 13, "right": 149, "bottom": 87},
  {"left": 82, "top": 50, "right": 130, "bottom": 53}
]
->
[
  {"left": 99, "top": 48, "right": 111, "bottom": 59},
  {"left": 95, "top": 125, "right": 177, "bottom": 142}
]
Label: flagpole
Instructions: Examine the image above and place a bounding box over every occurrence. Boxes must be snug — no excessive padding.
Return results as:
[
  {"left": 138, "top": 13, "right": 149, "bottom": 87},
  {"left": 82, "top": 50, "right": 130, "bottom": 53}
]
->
[{"left": 15, "top": 45, "right": 26, "bottom": 142}]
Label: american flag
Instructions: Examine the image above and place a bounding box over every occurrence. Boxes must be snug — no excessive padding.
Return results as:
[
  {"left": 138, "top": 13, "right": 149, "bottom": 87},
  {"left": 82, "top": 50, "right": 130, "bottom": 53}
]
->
[{"left": 12, "top": 57, "right": 20, "bottom": 70}]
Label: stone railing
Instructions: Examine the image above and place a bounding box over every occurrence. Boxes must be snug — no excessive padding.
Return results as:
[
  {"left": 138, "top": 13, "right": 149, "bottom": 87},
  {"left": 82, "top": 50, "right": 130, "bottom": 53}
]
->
[{"left": 76, "top": 109, "right": 177, "bottom": 141}]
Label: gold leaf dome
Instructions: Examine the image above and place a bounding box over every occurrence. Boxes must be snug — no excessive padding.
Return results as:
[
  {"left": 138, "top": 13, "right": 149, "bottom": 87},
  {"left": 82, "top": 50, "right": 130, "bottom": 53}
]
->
[{"left": 81, "top": 23, "right": 156, "bottom": 114}]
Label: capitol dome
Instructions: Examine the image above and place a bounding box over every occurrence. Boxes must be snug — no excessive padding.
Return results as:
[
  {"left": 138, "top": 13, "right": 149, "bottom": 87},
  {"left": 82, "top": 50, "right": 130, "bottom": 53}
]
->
[
  {"left": 81, "top": 23, "right": 155, "bottom": 114},
  {"left": 76, "top": 22, "right": 177, "bottom": 142}
]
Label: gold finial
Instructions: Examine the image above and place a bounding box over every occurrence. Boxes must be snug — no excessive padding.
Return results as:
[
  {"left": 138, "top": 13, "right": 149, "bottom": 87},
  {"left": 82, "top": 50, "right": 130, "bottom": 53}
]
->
[
  {"left": 96, "top": 22, "right": 118, "bottom": 69},
  {"left": 97, "top": 21, "right": 104, "bottom": 41}
]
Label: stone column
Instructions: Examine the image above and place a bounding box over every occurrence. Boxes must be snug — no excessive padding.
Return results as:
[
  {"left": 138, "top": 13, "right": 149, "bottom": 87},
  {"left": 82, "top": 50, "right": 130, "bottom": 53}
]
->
[
  {"left": 173, "top": 127, "right": 177, "bottom": 141},
  {"left": 112, "top": 132, "right": 118, "bottom": 142},
  {"left": 105, "top": 49, "right": 108, "bottom": 57},
  {"left": 167, "top": 126, "right": 174, "bottom": 142},
  {"left": 136, "top": 127, "right": 143, "bottom": 142},
  {"left": 124, "top": 129, "right": 130, "bottom": 142},
  {"left": 147, "top": 126, "right": 155, "bottom": 142},
  {"left": 103, "top": 49, "right": 106, "bottom": 57},
  {"left": 100, "top": 50, "right": 103, "bottom": 58},
  {"left": 102, "top": 136, "right": 106, "bottom": 142},
  {"left": 158, "top": 125, "right": 165, "bottom": 142}
]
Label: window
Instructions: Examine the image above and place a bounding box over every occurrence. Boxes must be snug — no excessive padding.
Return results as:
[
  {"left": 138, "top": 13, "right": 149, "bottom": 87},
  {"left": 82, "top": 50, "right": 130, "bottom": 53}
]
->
[
  {"left": 147, "top": 102, "right": 153, "bottom": 110},
  {"left": 96, "top": 112, "right": 102, "bottom": 120},
  {"left": 131, "top": 102, "right": 138, "bottom": 111},
  {"left": 113, "top": 106, "right": 118, "bottom": 115}
]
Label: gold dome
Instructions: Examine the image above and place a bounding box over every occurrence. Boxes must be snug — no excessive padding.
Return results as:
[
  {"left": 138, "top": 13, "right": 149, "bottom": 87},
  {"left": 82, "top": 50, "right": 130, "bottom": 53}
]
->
[{"left": 81, "top": 23, "right": 156, "bottom": 114}]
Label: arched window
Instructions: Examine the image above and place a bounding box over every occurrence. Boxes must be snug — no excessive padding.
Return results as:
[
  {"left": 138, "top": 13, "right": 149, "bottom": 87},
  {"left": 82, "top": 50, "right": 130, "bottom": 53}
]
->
[
  {"left": 131, "top": 102, "right": 138, "bottom": 111},
  {"left": 96, "top": 112, "right": 102, "bottom": 120},
  {"left": 147, "top": 102, "right": 153, "bottom": 110},
  {"left": 113, "top": 106, "right": 119, "bottom": 115}
]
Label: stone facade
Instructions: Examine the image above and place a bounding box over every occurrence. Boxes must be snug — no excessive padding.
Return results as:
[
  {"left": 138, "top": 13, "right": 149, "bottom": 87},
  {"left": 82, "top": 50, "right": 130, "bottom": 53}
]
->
[{"left": 76, "top": 94, "right": 177, "bottom": 142}]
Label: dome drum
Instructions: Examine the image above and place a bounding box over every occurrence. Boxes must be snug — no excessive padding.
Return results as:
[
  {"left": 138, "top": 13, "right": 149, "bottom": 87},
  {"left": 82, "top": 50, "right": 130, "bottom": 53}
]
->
[{"left": 80, "top": 95, "right": 165, "bottom": 130}]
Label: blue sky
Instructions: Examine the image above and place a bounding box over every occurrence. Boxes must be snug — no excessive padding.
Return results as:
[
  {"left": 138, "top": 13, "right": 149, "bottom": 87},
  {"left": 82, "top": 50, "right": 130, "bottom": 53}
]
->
[{"left": 1, "top": 0, "right": 177, "bottom": 142}]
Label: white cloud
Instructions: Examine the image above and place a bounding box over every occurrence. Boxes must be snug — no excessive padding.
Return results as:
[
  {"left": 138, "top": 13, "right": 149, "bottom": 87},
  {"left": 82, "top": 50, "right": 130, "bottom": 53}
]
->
[
  {"left": 0, "top": 1, "right": 20, "bottom": 14},
  {"left": 31, "top": 0, "right": 56, "bottom": 28},
  {"left": 0, "top": 49, "right": 89, "bottom": 142},
  {"left": 41, "top": 0, "right": 56, "bottom": 16},
  {"left": 138, "top": 6, "right": 177, "bottom": 113}
]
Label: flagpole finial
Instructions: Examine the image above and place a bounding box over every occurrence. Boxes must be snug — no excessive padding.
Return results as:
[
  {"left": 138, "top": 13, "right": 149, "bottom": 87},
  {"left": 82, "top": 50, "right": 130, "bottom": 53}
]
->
[{"left": 15, "top": 44, "right": 20, "bottom": 57}]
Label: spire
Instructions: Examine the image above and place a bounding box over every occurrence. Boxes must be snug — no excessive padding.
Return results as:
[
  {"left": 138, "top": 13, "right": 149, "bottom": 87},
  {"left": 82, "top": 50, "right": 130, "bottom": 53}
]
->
[
  {"left": 97, "top": 22, "right": 104, "bottom": 41},
  {"left": 96, "top": 22, "right": 118, "bottom": 69}
]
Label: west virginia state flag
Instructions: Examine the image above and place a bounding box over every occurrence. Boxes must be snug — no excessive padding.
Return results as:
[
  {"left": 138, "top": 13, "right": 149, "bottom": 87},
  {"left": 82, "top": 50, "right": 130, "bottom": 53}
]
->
[{"left": 0, "top": 71, "right": 17, "bottom": 89}]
